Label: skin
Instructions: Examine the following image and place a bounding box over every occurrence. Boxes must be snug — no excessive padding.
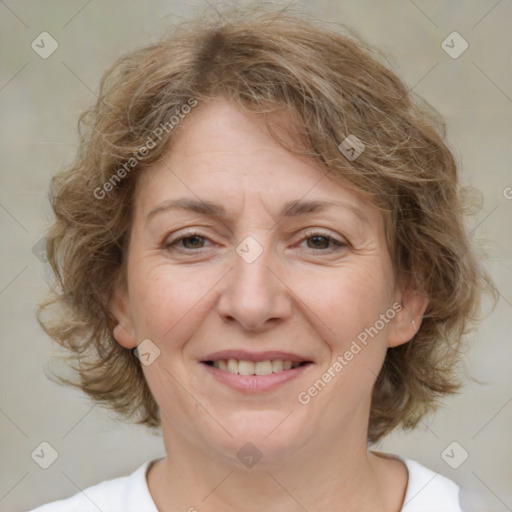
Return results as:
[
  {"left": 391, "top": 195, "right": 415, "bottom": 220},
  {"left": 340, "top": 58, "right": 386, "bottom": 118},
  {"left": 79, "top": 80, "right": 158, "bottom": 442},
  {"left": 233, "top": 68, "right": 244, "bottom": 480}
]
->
[{"left": 111, "top": 97, "right": 428, "bottom": 512}]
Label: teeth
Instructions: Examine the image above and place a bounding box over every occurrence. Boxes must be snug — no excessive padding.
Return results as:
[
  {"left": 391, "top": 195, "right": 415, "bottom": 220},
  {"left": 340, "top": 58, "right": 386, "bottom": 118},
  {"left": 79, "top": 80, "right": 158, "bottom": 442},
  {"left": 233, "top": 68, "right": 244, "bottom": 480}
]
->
[
  {"left": 238, "top": 359, "right": 255, "bottom": 376},
  {"left": 271, "top": 360, "right": 283, "bottom": 372},
  {"left": 255, "top": 361, "right": 273, "bottom": 375},
  {"left": 227, "top": 359, "right": 238, "bottom": 373},
  {"left": 212, "top": 359, "right": 303, "bottom": 375}
]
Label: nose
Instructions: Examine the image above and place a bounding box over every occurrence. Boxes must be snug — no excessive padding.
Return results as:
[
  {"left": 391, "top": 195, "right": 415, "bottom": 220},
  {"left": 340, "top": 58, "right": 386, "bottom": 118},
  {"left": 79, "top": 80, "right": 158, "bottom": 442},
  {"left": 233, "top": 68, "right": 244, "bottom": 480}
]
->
[{"left": 216, "top": 241, "right": 292, "bottom": 332}]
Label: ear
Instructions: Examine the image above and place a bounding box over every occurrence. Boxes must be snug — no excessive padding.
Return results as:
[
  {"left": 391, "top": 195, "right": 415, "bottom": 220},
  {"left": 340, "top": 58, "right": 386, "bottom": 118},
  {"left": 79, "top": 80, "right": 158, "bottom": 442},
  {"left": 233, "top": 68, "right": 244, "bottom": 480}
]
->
[
  {"left": 110, "top": 272, "right": 137, "bottom": 349},
  {"left": 386, "top": 273, "right": 429, "bottom": 348}
]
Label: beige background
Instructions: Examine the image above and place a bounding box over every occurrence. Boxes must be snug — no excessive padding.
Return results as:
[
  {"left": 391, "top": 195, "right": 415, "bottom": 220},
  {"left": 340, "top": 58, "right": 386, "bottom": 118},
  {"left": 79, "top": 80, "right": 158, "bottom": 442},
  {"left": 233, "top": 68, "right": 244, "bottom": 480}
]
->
[{"left": 0, "top": 1, "right": 510, "bottom": 511}]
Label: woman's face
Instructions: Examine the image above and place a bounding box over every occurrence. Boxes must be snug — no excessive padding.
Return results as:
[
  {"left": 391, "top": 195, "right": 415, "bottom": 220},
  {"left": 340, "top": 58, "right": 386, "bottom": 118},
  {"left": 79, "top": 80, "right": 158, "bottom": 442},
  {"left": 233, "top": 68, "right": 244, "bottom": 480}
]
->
[{"left": 112, "top": 97, "right": 420, "bottom": 464}]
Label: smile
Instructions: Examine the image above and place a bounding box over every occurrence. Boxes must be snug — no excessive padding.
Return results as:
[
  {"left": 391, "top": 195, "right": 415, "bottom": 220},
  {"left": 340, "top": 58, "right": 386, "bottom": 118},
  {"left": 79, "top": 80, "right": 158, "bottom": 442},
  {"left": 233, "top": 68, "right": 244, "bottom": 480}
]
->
[
  {"left": 203, "top": 359, "right": 308, "bottom": 375},
  {"left": 200, "top": 353, "right": 313, "bottom": 393}
]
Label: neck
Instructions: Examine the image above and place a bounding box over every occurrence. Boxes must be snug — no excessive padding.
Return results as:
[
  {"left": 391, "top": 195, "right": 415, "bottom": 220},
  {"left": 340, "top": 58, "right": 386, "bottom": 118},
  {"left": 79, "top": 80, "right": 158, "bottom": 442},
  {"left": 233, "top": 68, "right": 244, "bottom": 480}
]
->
[{"left": 147, "top": 415, "right": 407, "bottom": 511}]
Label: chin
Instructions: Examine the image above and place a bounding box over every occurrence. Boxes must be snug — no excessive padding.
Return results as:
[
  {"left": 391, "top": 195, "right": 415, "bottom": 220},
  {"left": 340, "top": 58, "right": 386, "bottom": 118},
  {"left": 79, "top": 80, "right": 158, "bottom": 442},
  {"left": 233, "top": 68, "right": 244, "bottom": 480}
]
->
[{"left": 198, "top": 408, "right": 315, "bottom": 467}]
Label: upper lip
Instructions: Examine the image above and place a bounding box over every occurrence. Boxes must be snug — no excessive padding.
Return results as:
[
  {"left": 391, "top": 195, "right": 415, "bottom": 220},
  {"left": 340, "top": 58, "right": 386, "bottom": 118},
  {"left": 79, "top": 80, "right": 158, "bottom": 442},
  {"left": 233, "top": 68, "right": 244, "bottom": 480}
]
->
[{"left": 201, "top": 350, "right": 312, "bottom": 363}]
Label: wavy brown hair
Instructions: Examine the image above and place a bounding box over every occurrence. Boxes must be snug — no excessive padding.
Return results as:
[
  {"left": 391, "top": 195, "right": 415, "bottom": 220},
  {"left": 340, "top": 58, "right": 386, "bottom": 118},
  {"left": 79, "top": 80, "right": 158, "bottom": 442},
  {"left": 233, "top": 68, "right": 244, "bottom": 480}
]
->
[{"left": 37, "top": 5, "right": 496, "bottom": 443}]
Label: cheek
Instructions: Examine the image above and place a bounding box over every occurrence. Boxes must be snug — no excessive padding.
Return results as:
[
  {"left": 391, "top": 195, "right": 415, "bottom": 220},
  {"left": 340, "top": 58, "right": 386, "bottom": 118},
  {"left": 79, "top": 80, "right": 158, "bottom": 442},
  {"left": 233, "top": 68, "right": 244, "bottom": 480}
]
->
[
  {"left": 127, "top": 261, "right": 218, "bottom": 343},
  {"left": 299, "top": 262, "right": 394, "bottom": 347}
]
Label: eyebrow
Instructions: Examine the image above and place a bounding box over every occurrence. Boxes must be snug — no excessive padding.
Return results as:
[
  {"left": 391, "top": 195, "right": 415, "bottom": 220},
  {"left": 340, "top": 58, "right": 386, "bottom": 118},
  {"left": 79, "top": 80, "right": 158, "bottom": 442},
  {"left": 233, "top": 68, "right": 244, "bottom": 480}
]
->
[{"left": 145, "top": 197, "right": 369, "bottom": 226}]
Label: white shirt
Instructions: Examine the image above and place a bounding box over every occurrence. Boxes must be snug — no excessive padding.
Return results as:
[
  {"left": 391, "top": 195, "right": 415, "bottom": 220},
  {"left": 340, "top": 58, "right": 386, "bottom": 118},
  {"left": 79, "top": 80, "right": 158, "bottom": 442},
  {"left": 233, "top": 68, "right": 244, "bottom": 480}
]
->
[{"left": 27, "top": 456, "right": 462, "bottom": 512}]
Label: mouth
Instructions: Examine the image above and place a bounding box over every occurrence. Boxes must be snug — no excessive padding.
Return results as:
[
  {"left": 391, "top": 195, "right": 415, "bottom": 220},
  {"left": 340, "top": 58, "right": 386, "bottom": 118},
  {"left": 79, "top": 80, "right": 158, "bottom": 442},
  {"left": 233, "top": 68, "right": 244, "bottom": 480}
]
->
[
  {"left": 201, "top": 359, "right": 310, "bottom": 375},
  {"left": 199, "top": 351, "right": 314, "bottom": 393}
]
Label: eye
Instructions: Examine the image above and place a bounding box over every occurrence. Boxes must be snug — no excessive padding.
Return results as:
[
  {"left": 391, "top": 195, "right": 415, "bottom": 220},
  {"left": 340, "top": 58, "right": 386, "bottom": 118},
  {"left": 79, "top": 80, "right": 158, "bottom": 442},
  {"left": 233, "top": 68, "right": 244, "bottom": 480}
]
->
[
  {"left": 164, "top": 229, "right": 347, "bottom": 253},
  {"left": 164, "top": 231, "right": 212, "bottom": 251},
  {"left": 299, "top": 230, "right": 347, "bottom": 252}
]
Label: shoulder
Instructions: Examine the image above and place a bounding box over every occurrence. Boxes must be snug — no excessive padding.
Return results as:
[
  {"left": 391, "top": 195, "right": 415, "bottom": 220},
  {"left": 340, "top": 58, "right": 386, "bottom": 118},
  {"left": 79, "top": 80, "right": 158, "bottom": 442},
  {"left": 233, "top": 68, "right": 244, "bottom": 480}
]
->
[
  {"left": 401, "top": 457, "right": 462, "bottom": 512},
  {"left": 26, "top": 460, "right": 159, "bottom": 512}
]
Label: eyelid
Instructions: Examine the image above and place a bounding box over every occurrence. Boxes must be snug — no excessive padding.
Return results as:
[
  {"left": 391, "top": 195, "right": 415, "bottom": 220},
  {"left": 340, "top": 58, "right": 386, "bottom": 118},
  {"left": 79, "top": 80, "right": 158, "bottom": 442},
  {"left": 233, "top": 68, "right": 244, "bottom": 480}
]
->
[
  {"left": 299, "top": 228, "right": 347, "bottom": 244},
  {"left": 164, "top": 227, "right": 348, "bottom": 253},
  {"left": 164, "top": 229, "right": 213, "bottom": 248},
  {"left": 296, "top": 229, "right": 349, "bottom": 252}
]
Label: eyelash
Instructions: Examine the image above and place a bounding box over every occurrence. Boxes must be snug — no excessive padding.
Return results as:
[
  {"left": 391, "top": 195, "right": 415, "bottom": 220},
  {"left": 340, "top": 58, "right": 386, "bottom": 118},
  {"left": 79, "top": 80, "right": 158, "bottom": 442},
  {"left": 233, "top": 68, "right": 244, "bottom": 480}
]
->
[{"left": 164, "top": 229, "right": 347, "bottom": 254}]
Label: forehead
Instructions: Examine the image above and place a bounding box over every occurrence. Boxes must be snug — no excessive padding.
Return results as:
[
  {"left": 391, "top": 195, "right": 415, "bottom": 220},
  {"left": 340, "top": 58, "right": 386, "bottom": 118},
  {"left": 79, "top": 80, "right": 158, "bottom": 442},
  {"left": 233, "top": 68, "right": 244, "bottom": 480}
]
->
[{"left": 134, "top": 97, "right": 377, "bottom": 224}]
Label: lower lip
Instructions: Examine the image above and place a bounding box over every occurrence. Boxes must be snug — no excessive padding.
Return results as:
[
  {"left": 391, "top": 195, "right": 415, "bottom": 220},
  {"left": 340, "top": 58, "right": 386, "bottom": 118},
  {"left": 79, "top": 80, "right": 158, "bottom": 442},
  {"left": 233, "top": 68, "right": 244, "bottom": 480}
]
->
[{"left": 201, "top": 362, "right": 312, "bottom": 393}]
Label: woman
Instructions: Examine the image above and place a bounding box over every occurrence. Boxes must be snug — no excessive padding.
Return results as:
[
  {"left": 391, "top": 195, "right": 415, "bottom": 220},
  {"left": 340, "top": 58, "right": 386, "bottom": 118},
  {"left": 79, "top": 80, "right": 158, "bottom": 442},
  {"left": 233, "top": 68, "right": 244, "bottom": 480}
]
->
[{"left": 31, "top": 6, "right": 494, "bottom": 511}]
